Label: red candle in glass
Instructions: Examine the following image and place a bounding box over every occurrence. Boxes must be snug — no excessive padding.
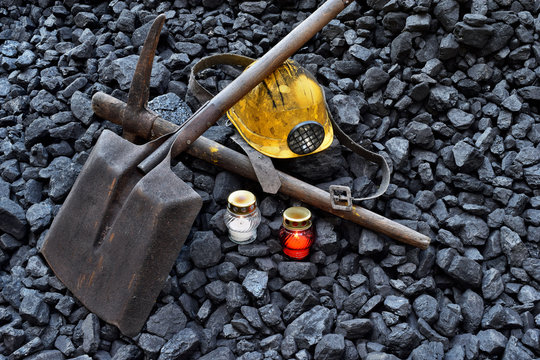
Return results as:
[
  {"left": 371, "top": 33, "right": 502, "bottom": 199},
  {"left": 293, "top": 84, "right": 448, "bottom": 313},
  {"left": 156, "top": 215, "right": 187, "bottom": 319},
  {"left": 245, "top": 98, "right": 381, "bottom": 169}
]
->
[{"left": 279, "top": 207, "right": 315, "bottom": 260}]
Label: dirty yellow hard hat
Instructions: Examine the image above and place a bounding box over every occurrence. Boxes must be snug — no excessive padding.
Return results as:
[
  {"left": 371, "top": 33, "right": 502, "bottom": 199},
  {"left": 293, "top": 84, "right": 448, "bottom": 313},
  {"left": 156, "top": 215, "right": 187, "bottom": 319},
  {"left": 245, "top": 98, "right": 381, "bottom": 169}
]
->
[
  {"left": 190, "top": 54, "right": 391, "bottom": 203},
  {"left": 225, "top": 59, "right": 334, "bottom": 159}
]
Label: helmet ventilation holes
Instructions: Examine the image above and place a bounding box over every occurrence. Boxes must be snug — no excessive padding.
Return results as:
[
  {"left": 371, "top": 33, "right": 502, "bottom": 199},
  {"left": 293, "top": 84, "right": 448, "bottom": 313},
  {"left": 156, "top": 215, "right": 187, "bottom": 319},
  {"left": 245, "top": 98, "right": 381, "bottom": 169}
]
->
[
  {"left": 287, "top": 121, "right": 325, "bottom": 155},
  {"left": 226, "top": 59, "right": 334, "bottom": 158}
]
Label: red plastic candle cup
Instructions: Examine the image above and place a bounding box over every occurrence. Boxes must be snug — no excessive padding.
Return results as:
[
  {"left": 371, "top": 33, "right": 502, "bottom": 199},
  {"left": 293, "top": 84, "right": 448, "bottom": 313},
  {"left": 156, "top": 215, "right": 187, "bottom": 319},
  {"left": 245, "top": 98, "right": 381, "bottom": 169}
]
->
[{"left": 279, "top": 207, "right": 315, "bottom": 260}]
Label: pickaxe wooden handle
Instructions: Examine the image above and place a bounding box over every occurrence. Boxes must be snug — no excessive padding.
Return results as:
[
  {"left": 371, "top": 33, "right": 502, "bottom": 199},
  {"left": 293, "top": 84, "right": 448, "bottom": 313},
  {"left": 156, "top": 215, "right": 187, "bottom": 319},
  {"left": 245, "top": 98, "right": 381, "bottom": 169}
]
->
[
  {"left": 91, "top": 0, "right": 431, "bottom": 250},
  {"left": 93, "top": 92, "right": 431, "bottom": 250}
]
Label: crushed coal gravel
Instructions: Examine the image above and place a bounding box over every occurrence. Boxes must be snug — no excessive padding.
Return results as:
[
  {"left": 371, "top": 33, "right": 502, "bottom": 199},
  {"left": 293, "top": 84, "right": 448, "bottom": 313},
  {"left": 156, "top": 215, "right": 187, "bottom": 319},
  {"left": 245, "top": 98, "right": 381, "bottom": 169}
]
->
[{"left": 1, "top": 0, "right": 540, "bottom": 359}]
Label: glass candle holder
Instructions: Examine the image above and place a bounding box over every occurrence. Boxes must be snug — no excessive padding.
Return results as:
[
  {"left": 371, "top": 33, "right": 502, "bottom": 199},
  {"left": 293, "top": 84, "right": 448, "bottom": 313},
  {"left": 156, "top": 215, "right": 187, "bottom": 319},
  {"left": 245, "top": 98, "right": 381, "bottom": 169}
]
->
[
  {"left": 279, "top": 206, "right": 315, "bottom": 260},
  {"left": 224, "top": 190, "right": 261, "bottom": 244}
]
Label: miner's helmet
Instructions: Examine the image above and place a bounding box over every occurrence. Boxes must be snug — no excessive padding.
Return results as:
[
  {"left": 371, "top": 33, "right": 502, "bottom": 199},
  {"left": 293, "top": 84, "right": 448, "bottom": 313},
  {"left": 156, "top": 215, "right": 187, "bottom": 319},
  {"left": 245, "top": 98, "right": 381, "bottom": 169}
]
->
[{"left": 226, "top": 59, "right": 334, "bottom": 159}]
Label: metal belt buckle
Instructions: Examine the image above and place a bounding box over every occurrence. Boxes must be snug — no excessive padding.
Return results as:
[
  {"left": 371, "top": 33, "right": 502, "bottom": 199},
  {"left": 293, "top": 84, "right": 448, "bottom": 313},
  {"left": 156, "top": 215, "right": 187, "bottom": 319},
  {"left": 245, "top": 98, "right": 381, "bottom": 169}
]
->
[{"left": 329, "top": 185, "right": 353, "bottom": 211}]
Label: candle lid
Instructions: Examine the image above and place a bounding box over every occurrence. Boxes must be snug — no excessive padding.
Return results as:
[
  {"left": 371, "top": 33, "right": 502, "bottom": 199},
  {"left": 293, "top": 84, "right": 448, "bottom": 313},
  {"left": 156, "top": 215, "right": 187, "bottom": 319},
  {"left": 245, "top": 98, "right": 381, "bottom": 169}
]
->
[
  {"left": 283, "top": 206, "right": 312, "bottom": 230},
  {"left": 227, "top": 190, "right": 257, "bottom": 214}
]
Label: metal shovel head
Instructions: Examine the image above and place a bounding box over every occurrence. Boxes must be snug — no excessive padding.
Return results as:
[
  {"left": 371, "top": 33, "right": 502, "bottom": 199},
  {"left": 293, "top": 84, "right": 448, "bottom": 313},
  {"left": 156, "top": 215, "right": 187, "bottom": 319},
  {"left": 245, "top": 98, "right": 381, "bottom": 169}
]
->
[{"left": 41, "top": 129, "right": 202, "bottom": 337}]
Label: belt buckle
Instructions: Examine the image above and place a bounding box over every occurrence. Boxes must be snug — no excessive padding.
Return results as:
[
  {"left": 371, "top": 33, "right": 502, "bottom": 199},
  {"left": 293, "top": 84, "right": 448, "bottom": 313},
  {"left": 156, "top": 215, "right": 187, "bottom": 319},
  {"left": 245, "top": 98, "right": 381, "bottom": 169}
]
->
[{"left": 329, "top": 185, "right": 353, "bottom": 211}]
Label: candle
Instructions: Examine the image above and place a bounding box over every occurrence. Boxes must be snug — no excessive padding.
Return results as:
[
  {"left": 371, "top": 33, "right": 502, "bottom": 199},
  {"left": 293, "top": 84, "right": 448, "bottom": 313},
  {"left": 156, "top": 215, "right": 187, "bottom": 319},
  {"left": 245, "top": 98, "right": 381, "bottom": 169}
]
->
[
  {"left": 279, "top": 206, "right": 315, "bottom": 260},
  {"left": 224, "top": 190, "right": 261, "bottom": 244}
]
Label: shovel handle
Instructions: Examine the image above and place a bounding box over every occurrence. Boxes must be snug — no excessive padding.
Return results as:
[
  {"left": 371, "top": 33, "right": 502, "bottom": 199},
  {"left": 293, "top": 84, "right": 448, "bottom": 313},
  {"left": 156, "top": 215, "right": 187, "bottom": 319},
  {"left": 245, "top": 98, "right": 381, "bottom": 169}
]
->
[
  {"left": 92, "top": 93, "right": 432, "bottom": 250},
  {"left": 169, "top": 0, "right": 354, "bottom": 158},
  {"left": 137, "top": 135, "right": 176, "bottom": 173},
  {"left": 137, "top": 102, "right": 220, "bottom": 173},
  {"left": 211, "top": 0, "right": 354, "bottom": 112}
]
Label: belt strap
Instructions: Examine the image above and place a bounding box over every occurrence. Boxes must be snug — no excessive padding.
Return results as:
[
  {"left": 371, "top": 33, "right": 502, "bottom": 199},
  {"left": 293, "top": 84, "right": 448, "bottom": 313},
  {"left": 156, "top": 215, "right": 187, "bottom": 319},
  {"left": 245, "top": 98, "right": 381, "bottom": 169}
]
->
[
  {"left": 329, "top": 112, "right": 391, "bottom": 207},
  {"left": 189, "top": 54, "right": 391, "bottom": 208},
  {"left": 189, "top": 54, "right": 254, "bottom": 103}
]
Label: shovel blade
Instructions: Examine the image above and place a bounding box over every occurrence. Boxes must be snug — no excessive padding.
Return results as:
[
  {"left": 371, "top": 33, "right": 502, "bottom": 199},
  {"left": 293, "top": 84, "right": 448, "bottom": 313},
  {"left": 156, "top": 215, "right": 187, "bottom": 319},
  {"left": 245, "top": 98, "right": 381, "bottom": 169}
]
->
[{"left": 41, "top": 130, "right": 202, "bottom": 337}]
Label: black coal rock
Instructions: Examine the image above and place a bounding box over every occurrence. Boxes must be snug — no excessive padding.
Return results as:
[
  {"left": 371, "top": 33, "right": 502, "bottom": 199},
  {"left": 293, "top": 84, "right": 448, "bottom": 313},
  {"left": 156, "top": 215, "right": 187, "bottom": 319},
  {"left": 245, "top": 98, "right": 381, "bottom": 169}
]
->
[
  {"left": 190, "top": 231, "right": 222, "bottom": 268},
  {"left": 390, "top": 32, "right": 413, "bottom": 64},
  {"left": 278, "top": 262, "right": 317, "bottom": 281},
  {"left": 477, "top": 329, "right": 507, "bottom": 355},
  {"left": 148, "top": 93, "right": 192, "bottom": 126},
  {"left": 412, "top": 294, "right": 438, "bottom": 324},
  {"left": 70, "top": 91, "right": 93, "bottom": 125},
  {"left": 81, "top": 313, "right": 100, "bottom": 354},
  {"left": 502, "top": 336, "right": 535, "bottom": 359},
  {"left": 284, "top": 305, "right": 335, "bottom": 349},
  {"left": 447, "top": 108, "right": 475, "bottom": 130},
  {"left": 429, "top": 86, "right": 458, "bottom": 112},
  {"left": 522, "top": 258, "right": 540, "bottom": 282},
  {"left": 259, "top": 303, "right": 283, "bottom": 329},
  {"left": 157, "top": 328, "right": 199, "bottom": 360},
  {"left": 454, "top": 22, "right": 493, "bottom": 48},
  {"left": 29, "top": 90, "right": 60, "bottom": 115},
  {"left": 226, "top": 281, "right": 249, "bottom": 311},
  {"left": 481, "top": 268, "right": 505, "bottom": 300},
  {"left": 445, "top": 213, "right": 489, "bottom": 246},
  {"left": 38, "top": 156, "right": 82, "bottom": 202},
  {"left": 522, "top": 329, "right": 540, "bottom": 352},
  {"left": 74, "top": 12, "right": 98, "bottom": 28},
  {"left": 179, "top": 269, "right": 207, "bottom": 293},
  {"left": 19, "top": 291, "right": 50, "bottom": 326},
  {"left": 110, "top": 55, "right": 170, "bottom": 93},
  {"left": 199, "top": 346, "right": 235, "bottom": 360},
  {"left": 481, "top": 304, "right": 523, "bottom": 330},
  {"left": 358, "top": 229, "right": 385, "bottom": 255},
  {"left": 500, "top": 226, "right": 529, "bottom": 266},
  {"left": 363, "top": 67, "right": 389, "bottom": 93},
  {"left": 242, "top": 269, "right": 268, "bottom": 299},
  {"left": 337, "top": 318, "right": 372, "bottom": 339},
  {"left": 452, "top": 140, "right": 484, "bottom": 172},
  {"left": 146, "top": 303, "right": 187, "bottom": 340},
  {"left": 314, "top": 333, "right": 345, "bottom": 360},
  {"left": 0, "top": 197, "right": 27, "bottom": 239},
  {"left": 433, "top": 0, "right": 459, "bottom": 31},
  {"left": 385, "top": 137, "right": 409, "bottom": 169},
  {"left": 434, "top": 303, "right": 462, "bottom": 337},
  {"left": 436, "top": 248, "right": 482, "bottom": 287},
  {"left": 403, "top": 121, "right": 435, "bottom": 148},
  {"left": 409, "top": 342, "right": 445, "bottom": 359},
  {"left": 386, "top": 323, "right": 422, "bottom": 358},
  {"left": 383, "top": 295, "right": 410, "bottom": 317},
  {"left": 328, "top": 94, "right": 361, "bottom": 130}
]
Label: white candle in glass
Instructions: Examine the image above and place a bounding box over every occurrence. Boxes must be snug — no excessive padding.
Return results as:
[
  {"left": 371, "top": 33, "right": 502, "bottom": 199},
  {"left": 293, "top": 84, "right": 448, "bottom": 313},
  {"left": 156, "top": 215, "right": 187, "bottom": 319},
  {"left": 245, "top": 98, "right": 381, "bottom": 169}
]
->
[{"left": 224, "top": 190, "right": 261, "bottom": 244}]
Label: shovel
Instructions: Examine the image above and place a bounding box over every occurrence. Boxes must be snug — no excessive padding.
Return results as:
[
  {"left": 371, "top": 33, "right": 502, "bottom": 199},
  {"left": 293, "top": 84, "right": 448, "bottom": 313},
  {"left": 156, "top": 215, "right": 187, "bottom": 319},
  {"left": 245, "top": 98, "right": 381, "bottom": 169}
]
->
[{"left": 41, "top": 0, "right": 355, "bottom": 337}]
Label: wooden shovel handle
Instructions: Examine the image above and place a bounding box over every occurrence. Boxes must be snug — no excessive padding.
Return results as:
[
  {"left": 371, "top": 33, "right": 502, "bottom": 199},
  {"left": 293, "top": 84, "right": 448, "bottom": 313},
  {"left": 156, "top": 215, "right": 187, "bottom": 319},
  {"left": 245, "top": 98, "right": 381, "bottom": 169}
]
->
[
  {"left": 169, "top": 0, "right": 355, "bottom": 157},
  {"left": 92, "top": 93, "right": 431, "bottom": 250}
]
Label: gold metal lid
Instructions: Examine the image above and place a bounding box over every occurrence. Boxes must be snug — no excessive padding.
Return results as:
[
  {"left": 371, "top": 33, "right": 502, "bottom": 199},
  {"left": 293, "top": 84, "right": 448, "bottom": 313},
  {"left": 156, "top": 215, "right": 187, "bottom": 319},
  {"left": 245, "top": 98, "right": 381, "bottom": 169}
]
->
[
  {"left": 227, "top": 190, "right": 257, "bottom": 215},
  {"left": 282, "top": 206, "right": 312, "bottom": 230}
]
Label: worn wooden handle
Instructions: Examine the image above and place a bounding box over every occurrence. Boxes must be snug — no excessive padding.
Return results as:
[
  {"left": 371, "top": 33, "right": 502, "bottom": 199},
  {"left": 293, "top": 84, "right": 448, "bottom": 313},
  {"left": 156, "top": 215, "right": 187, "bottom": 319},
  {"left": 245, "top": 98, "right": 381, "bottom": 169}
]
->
[
  {"left": 166, "top": 0, "right": 355, "bottom": 157},
  {"left": 189, "top": 137, "right": 431, "bottom": 249},
  {"left": 92, "top": 93, "right": 431, "bottom": 249}
]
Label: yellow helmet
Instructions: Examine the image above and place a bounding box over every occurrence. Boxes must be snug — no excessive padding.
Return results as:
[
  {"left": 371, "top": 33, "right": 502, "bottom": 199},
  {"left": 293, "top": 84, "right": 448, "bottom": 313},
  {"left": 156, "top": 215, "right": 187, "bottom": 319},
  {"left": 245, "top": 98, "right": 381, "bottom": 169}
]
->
[{"left": 226, "top": 59, "right": 334, "bottom": 159}]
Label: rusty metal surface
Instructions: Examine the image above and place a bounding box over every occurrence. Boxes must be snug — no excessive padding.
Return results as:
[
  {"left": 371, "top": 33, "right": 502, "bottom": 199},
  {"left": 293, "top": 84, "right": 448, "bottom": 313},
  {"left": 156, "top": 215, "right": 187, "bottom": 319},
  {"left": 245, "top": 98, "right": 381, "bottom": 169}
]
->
[
  {"left": 41, "top": 130, "right": 202, "bottom": 337},
  {"left": 123, "top": 14, "right": 166, "bottom": 138},
  {"left": 40, "top": 15, "right": 203, "bottom": 337}
]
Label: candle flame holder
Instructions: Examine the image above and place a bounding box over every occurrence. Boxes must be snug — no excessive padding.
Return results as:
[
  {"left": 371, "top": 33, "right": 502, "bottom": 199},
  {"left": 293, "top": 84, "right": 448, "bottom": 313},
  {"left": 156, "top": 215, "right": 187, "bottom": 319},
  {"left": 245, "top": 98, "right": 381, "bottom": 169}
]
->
[
  {"left": 279, "top": 206, "right": 315, "bottom": 260},
  {"left": 224, "top": 190, "right": 261, "bottom": 244}
]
